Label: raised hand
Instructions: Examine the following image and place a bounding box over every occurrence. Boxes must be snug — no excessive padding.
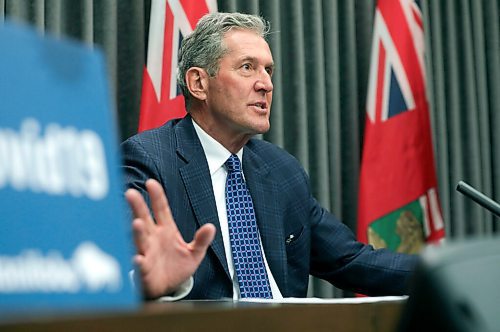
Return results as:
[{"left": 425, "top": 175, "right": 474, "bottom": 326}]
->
[{"left": 125, "top": 179, "right": 216, "bottom": 299}]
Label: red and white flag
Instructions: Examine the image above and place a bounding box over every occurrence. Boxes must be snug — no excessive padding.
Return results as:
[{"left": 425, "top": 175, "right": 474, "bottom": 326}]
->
[
  {"left": 357, "top": 0, "right": 445, "bottom": 253},
  {"left": 138, "top": 0, "right": 217, "bottom": 132}
]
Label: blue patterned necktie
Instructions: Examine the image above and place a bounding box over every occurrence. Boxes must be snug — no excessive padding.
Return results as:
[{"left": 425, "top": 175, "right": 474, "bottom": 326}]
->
[{"left": 225, "top": 154, "right": 272, "bottom": 299}]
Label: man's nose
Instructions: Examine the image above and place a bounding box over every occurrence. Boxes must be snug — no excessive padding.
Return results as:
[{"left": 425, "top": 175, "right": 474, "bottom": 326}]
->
[{"left": 255, "top": 70, "right": 273, "bottom": 93}]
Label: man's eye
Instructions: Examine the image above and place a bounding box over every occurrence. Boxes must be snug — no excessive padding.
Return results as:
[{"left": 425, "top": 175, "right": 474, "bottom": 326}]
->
[{"left": 242, "top": 63, "right": 252, "bottom": 70}]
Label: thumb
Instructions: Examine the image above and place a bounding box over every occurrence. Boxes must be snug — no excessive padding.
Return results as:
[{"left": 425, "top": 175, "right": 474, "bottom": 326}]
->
[{"left": 189, "top": 223, "right": 216, "bottom": 255}]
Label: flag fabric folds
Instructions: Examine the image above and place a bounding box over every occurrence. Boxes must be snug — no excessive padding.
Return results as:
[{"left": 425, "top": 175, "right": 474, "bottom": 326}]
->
[
  {"left": 138, "top": 0, "right": 217, "bottom": 132},
  {"left": 357, "top": 0, "right": 444, "bottom": 254}
]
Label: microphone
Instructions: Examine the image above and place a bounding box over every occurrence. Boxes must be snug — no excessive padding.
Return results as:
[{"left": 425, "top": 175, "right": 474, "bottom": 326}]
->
[{"left": 456, "top": 181, "right": 500, "bottom": 218}]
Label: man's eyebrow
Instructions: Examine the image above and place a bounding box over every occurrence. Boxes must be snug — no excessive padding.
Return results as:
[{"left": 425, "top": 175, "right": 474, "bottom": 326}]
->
[
  {"left": 238, "top": 56, "right": 274, "bottom": 67},
  {"left": 238, "top": 56, "right": 257, "bottom": 63}
]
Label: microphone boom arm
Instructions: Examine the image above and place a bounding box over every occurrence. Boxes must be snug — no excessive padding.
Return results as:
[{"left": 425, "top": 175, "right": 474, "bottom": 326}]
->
[{"left": 456, "top": 181, "right": 500, "bottom": 218}]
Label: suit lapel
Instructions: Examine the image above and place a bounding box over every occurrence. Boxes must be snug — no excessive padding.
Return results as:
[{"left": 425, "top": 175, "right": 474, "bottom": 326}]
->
[
  {"left": 243, "top": 144, "right": 288, "bottom": 294},
  {"left": 175, "top": 117, "right": 230, "bottom": 280}
]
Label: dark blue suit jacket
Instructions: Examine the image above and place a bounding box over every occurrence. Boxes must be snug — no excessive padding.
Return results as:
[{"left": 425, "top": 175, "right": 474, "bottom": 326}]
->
[{"left": 121, "top": 116, "right": 418, "bottom": 299}]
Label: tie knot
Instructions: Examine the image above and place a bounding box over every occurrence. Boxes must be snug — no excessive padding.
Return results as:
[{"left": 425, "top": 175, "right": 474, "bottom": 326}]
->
[{"left": 225, "top": 154, "right": 241, "bottom": 173}]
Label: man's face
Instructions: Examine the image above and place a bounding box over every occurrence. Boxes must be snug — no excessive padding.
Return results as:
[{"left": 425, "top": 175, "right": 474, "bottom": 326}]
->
[{"left": 204, "top": 29, "right": 274, "bottom": 145}]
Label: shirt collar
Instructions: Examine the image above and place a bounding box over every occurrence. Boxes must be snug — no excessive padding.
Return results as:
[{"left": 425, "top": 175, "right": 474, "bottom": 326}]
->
[{"left": 192, "top": 120, "right": 243, "bottom": 176}]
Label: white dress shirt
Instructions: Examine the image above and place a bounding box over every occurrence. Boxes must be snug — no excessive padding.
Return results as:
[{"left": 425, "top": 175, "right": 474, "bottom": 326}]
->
[{"left": 193, "top": 121, "right": 283, "bottom": 300}]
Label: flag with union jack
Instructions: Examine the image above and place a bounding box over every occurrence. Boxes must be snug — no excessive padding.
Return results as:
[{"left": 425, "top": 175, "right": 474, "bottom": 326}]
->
[
  {"left": 357, "top": 0, "right": 445, "bottom": 253},
  {"left": 138, "top": 0, "right": 217, "bottom": 132}
]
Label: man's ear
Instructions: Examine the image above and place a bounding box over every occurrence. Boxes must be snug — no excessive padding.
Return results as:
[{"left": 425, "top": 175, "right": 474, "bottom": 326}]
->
[{"left": 186, "top": 67, "right": 208, "bottom": 101}]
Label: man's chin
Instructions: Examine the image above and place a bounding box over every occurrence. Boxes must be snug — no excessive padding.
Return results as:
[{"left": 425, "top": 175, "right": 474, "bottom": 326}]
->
[
  {"left": 239, "top": 120, "right": 270, "bottom": 137},
  {"left": 254, "top": 124, "right": 270, "bottom": 135}
]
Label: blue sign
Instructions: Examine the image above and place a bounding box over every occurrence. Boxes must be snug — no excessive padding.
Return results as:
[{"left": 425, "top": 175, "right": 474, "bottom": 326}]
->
[{"left": 0, "top": 22, "right": 139, "bottom": 314}]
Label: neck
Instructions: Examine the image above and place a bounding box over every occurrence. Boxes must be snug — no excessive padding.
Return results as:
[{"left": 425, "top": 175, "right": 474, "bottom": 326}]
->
[{"left": 191, "top": 111, "right": 252, "bottom": 154}]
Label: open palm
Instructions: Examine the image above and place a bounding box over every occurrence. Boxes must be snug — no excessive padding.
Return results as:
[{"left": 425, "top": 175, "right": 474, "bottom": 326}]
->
[{"left": 125, "top": 179, "right": 216, "bottom": 299}]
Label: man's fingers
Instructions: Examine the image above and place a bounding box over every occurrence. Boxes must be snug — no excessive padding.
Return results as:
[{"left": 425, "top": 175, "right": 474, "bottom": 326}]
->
[
  {"left": 146, "top": 179, "right": 175, "bottom": 227},
  {"left": 132, "top": 218, "right": 150, "bottom": 254},
  {"left": 133, "top": 254, "right": 145, "bottom": 267},
  {"left": 188, "top": 223, "right": 216, "bottom": 255},
  {"left": 126, "top": 188, "right": 157, "bottom": 239},
  {"left": 125, "top": 188, "right": 152, "bottom": 221}
]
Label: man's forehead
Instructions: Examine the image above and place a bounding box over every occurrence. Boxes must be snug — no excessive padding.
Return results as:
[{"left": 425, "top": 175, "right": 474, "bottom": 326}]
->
[{"left": 222, "top": 30, "right": 273, "bottom": 60}]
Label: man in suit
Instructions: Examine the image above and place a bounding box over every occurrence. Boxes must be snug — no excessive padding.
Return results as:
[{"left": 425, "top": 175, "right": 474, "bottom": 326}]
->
[{"left": 122, "top": 12, "right": 418, "bottom": 300}]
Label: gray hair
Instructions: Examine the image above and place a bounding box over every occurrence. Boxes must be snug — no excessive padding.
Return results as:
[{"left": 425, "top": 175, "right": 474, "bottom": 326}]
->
[{"left": 177, "top": 12, "right": 270, "bottom": 110}]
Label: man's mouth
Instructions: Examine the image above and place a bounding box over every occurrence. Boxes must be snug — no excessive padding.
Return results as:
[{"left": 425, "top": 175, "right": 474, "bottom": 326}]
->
[{"left": 249, "top": 102, "right": 267, "bottom": 110}]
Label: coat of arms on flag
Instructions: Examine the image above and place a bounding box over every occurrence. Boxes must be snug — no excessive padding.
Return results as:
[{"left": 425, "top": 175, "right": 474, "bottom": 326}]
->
[
  {"left": 139, "top": 0, "right": 217, "bottom": 132},
  {"left": 357, "top": 0, "right": 445, "bottom": 254}
]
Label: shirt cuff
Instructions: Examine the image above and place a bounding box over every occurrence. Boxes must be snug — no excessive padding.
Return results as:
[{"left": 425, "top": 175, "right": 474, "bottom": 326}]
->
[
  {"left": 129, "top": 269, "right": 193, "bottom": 302},
  {"left": 156, "top": 277, "right": 193, "bottom": 302}
]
